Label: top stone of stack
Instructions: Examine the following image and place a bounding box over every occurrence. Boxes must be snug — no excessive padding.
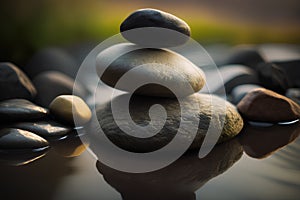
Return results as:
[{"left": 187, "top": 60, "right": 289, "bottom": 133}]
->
[{"left": 120, "top": 8, "right": 191, "bottom": 47}]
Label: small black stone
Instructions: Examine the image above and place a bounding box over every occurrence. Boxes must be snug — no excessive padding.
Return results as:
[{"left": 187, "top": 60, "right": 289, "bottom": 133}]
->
[
  {"left": 0, "top": 128, "right": 49, "bottom": 150},
  {"left": 0, "top": 99, "right": 48, "bottom": 123},
  {"left": 12, "top": 120, "right": 72, "bottom": 138},
  {"left": 0, "top": 62, "right": 36, "bottom": 101}
]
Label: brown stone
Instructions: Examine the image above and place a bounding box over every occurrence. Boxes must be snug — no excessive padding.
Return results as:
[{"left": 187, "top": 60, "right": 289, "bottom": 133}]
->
[{"left": 237, "top": 88, "right": 300, "bottom": 122}]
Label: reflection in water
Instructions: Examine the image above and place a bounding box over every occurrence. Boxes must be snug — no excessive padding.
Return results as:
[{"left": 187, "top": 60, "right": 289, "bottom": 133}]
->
[
  {"left": 239, "top": 122, "right": 300, "bottom": 159},
  {"left": 50, "top": 130, "right": 89, "bottom": 157},
  {"left": 0, "top": 131, "right": 87, "bottom": 200},
  {"left": 0, "top": 147, "right": 49, "bottom": 166},
  {"left": 96, "top": 139, "right": 243, "bottom": 200}
]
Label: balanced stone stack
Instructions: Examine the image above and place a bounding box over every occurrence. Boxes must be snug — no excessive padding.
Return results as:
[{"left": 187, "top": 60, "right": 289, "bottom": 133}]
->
[{"left": 95, "top": 8, "right": 244, "bottom": 152}]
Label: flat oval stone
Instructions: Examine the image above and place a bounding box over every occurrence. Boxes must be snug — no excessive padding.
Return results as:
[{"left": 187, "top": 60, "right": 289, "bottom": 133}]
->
[
  {"left": 12, "top": 120, "right": 72, "bottom": 138},
  {"left": 0, "top": 99, "right": 48, "bottom": 122},
  {"left": 120, "top": 8, "right": 191, "bottom": 47},
  {"left": 97, "top": 43, "right": 206, "bottom": 97},
  {"left": 49, "top": 95, "right": 92, "bottom": 126},
  {"left": 237, "top": 88, "right": 300, "bottom": 122},
  {"left": 91, "top": 93, "right": 243, "bottom": 152},
  {"left": 33, "top": 71, "right": 89, "bottom": 107},
  {"left": 0, "top": 62, "right": 36, "bottom": 101},
  {"left": 0, "top": 128, "right": 49, "bottom": 150}
]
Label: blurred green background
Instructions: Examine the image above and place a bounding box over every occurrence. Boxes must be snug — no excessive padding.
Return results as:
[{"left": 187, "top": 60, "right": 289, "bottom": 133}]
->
[{"left": 0, "top": 0, "right": 299, "bottom": 64}]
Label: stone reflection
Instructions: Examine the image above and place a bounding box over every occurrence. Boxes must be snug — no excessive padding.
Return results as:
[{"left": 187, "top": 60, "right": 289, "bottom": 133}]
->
[
  {"left": 50, "top": 130, "right": 89, "bottom": 157},
  {"left": 96, "top": 139, "right": 243, "bottom": 200},
  {"left": 239, "top": 122, "right": 300, "bottom": 158},
  {"left": 0, "top": 148, "right": 48, "bottom": 166}
]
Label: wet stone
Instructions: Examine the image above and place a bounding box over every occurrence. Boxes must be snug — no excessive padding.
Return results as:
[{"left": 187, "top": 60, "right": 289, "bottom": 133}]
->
[
  {"left": 91, "top": 93, "right": 244, "bottom": 153},
  {"left": 12, "top": 120, "right": 72, "bottom": 138},
  {"left": 49, "top": 95, "right": 92, "bottom": 126},
  {"left": 97, "top": 43, "right": 206, "bottom": 98},
  {"left": 237, "top": 88, "right": 300, "bottom": 123},
  {"left": 0, "top": 99, "right": 48, "bottom": 123},
  {"left": 120, "top": 8, "right": 191, "bottom": 47},
  {"left": 0, "top": 62, "right": 36, "bottom": 101},
  {"left": 0, "top": 128, "right": 49, "bottom": 150}
]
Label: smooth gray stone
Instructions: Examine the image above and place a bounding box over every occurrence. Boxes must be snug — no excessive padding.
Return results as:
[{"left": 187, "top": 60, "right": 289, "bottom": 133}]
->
[
  {"left": 120, "top": 8, "right": 190, "bottom": 47},
  {"left": 0, "top": 99, "right": 48, "bottom": 122},
  {"left": 33, "top": 71, "right": 89, "bottom": 107},
  {"left": 25, "top": 47, "right": 78, "bottom": 78},
  {"left": 97, "top": 43, "right": 206, "bottom": 98},
  {"left": 0, "top": 128, "right": 49, "bottom": 150},
  {"left": 224, "top": 47, "right": 265, "bottom": 68},
  {"left": 12, "top": 120, "right": 72, "bottom": 138},
  {"left": 256, "top": 62, "right": 290, "bottom": 94},
  {"left": 0, "top": 62, "right": 36, "bottom": 101},
  {"left": 202, "top": 65, "right": 259, "bottom": 94},
  {"left": 231, "top": 84, "right": 262, "bottom": 104},
  {"left": 91, "top": 93, "right": 243, "bottom": 153}
]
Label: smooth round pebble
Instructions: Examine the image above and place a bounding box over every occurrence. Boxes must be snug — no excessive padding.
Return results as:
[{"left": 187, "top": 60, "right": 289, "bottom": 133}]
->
[
  {"left": 49, "top": 95, "right": 92, "bottom": 126},
  {"left": 12, "top": 120, "right": 72, "bottom": 138},
  {"left": 0, "top": 128, "right": 49, "bottom": 150},
  {"left": 0, "top": 62, "right": 36, "bottom": 101},
  {"left": 97, "top": 43, "right": 206, "bottom": 97},
  {"left": 33, "top": 71, "right": 89, "bottom": 107},
  {"left": 0, "top": 99, "right": 48, "bottom": 122},
  {"left": 120, "top": 8, "right": 191, "bottom": 47},
  {"left": 237, "top": 88, "right": 300, "bottom": 123},
  {"left": 91, "top": 93, "right": 243, "bottom": 152}
]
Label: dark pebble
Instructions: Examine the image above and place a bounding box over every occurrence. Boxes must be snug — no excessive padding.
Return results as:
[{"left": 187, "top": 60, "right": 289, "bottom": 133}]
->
[
  {"left": 273, "top": 59, "right": 300, "bottom": 88},
  {"left": 0, "top": 62, "right": 36, "bottom": 101},
  {"left": 120, "top": 8, "right": 191, "bottom": 47},
  {"left": 12, "top": 120, "right": 72, "bottom": 139},
  {"left": 0, "top": 128, "right": 49, "bottom": 150},
  {"left": 237, "top": 88, "right": 300, "bottom": 123},
  {"left": 0, "top": 99, "right": 48, "bottom": 123},
  {"left": 256, "top": 62, "right": 290, "bottom": 94}
]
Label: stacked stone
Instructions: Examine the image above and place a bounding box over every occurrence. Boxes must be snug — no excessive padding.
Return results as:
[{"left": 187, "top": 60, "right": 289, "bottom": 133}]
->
[{"left": 95, "top": 8, "right": 244, "bottom": 152}]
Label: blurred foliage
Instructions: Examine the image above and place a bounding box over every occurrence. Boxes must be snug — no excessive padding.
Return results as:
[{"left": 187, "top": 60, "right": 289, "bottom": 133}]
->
[{"left": 0, "top": 0, "right": 299, "bottom": 64}]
